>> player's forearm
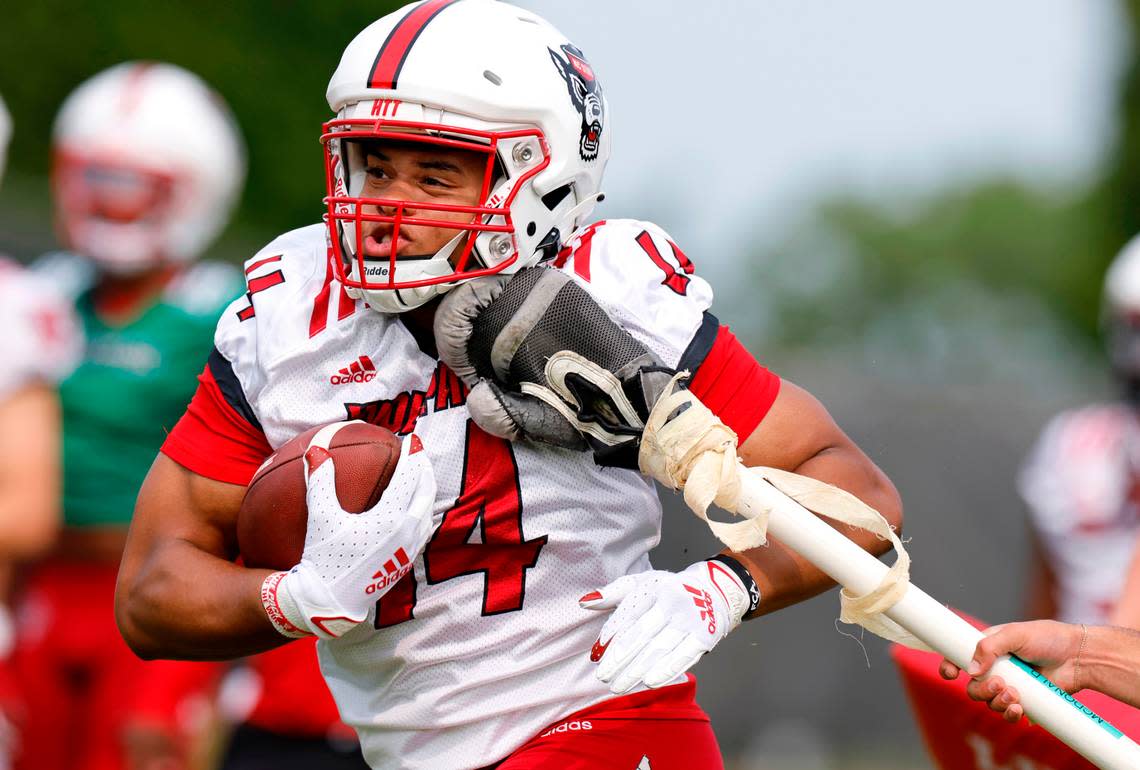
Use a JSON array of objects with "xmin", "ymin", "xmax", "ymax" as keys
[
  {"xmin": 1081, "ymin": 626, "xmax": 1140, "ymax": 708},
  {"xmin": 0, "ymin": 385, "xmax": 63, "ymax": 558},
  {"xmin": 0, "ymin": 484, "xmax": 61, "ymax": 558},
  {"xmin": 730, "ymin": 444, "xmax": 903, "ymax": 619},
  {"xmin": 1110, "ymin": 541, "xmax": 1140, "ymax": 629},
  {"xmin": 116, "ymin": 539, "xmax": 286, "ymax": 660}
]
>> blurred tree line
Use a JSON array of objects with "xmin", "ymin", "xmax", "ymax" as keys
[
  {"xmin": 3, "ymin": 1, "xmax": 1140, "ymax": 369},
  {"xmin": 741, "ymin": 0, "xmax": 1140, "ymax": 376},
  {"xmin": 0, "ymin": 0, "xmax": 405, "ymax": 242}
]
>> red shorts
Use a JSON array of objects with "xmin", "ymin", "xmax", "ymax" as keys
[
  {"xmin": 492, "ymin": 676, "xmax": 723, "ymax": 770},
  {"xmin": 12, "ymin": 561, "xmax": 217, "ymax": 770}
]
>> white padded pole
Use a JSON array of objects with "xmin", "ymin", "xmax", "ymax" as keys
[{"xmin": 738, "ymin": 471, "xmax": 1140, "ymax": 770}]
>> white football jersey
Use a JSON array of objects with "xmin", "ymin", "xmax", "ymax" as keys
[
  {"xmin": 0, "ymin": 258, "xmax": 82, "ymax": 400},
  {"xmin": 1018, "ymin": 403, "xmax": 1140, "ymax": 624},
  {"xmin": 215, "ymin": 220, "xmax": 715, "ymax": 769}
]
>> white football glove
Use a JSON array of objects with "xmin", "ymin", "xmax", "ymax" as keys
[
  {"xmin": 261, "ymin": 424, "xmax": 437, "ymax": 640},
  {"xmin": 580, "ymin": 556, "xmax": 760, "ymax": 694}
]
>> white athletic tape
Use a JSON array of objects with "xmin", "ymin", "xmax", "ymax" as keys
[
  {"xmin": 639, "ymin": 374, "xmax": 923, "ymax": 648},
  {"xmin": 639, "ymin": 374, "xmax": 754, "ymax": 547}
]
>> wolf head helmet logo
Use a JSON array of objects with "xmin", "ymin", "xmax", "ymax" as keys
[{"xmin": 549, "ymin": 43, "xmax": 604, "ymax": 162}]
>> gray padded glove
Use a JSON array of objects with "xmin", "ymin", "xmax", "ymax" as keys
[{"xmin": 433, "ymin": 267, "xmax": 676, "ymax": 468}]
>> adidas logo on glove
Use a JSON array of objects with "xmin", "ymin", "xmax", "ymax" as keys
[{"xmin": 365, "ymin": 547, "xmax": 412, "ymax": 595}]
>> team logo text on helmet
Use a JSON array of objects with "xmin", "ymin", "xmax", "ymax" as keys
[{"xmin": 549, "ymin": 44, "xmax": 604, "ymax": 163}]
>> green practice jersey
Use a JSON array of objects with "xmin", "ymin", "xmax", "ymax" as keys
[{"xmin": 50, "ymin": 256, "xmax": 242, "ymax": 528}]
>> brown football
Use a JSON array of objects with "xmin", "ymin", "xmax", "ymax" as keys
[{"xmin": 237, "ymin": 421, "xmax": 402, "ymax": 570}]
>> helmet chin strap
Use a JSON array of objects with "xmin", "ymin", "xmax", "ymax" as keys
[{"xmin": 350, "ymin": 231, "xmax": 468, "ymax": 313}]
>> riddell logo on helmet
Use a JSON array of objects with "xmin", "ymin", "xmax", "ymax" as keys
[{"xmin": 331, "ymin": 356, "xmax": 377, "ymax": 385}]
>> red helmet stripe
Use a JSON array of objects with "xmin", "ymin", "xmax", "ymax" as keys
[
  {"xmin": 119, "ymin": 62, "xmax": 156, "ymax": 116},
  {"xmin": 367, "ymin": 0, "xmax": 458, "ymax": 90}
]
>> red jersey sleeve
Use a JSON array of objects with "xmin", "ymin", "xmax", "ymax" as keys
[
  {"xmin": 681, "ymin": 314, "xmax": 780, "ymax": 441},
  {"xmin": 161, "ymin": 348, "xmax": 272, "ymax": 486}
]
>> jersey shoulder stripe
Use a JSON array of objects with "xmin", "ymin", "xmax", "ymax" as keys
[
  {"xmin": 208, "ymin": 346, "xmax": 262, "ymax": 431},
  {"xmin": 161, "ymin": 361, "xmax": 272, "ymax": 486}
]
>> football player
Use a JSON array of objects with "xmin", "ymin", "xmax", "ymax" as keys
[
  {"xmin": 1018, "ymin": 235, "xmax": 1140, "ymax": 629},
  {"xmin": 0, "ymin": 91, "xmax": 82, "ymax": 770},
  {"xmin": 13, "ymin": 62, "xmax": 373, "ymax": 770},
  {"xmin": 891, "ymin": 235, "xmax": 1140, "ymax": 770},
  {"xmin": 10, "ymin": 63, "xmax": 243, "ymax": 770},
  {"xmin": 0, "ymin": 91, "xmax": 81, "ymax": 582},
  {"xmin": 115, "ymin": 3, "xmax": 903, "ymax": 769}
]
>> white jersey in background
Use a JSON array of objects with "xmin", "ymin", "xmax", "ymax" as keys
[
  {"xmin": 1019, "ymin": 403, "xmax": 1140, "ymax": 624},
  {"xmin": 0, "ymin": 258, "xmax": 82, "ymax": 399},
  {"xmin": 161, "ymin": 220, "xmax": 776, "ymax": 770}
]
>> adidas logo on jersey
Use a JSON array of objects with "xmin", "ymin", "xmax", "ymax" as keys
[
  {"xmin": 331, "ymin": 355, "xmax": 377, "ymax": 385},
  {"xmin": 365, "ymin": 547, "xmax": 412, "ymax": 595}
]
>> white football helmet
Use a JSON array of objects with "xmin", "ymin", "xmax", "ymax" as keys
[
  {"xmin": 1104, "ymin": 234, "xmax": 1140, "ymax": 384},
  {"xmin": 0, "ymin": 92, "xmax": 11, "ymax": 188},
  {"xmin": 323, "ymin": 0, "xmax": 611, "ymax": 313},
  {"xmin": 52, "ymin": 62, "xmax": 246, "ymax": 275}
]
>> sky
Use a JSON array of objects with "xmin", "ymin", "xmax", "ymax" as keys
[{"xmin": 522, "ymin": 1, "xmax": 1127, "ymax": 274}]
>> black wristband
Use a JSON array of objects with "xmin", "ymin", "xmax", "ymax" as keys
[{"xmin": 709, "ymin": 554, "xmax": 760, "ymax": 615}]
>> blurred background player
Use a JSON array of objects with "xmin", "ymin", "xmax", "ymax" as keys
[
  {"xmin": 0, "ymin": 91, "xmax": 82, "ymax": 770},
  {"xmin": 1018, "ymin": 234, "xmax": 1140, "ymax": 628},
  {"xmin": 9, "ymin": 61, "xmax": 369, "ymax": 770},
  {"xmin": 891, "ymin": 237, "xmax": 1140, "ymax": 769},
  {"xmin": 9, "ymin": 61, "xmax": 246, "ymax": 770}
]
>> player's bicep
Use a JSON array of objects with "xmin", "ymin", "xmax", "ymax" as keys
[
  {"xmin": 124, "ymin": 454, "xmax": 246, "ymax": 573},
  {"xmin": 736, "ymin": 379, "xmax": 853, "ymax": 471},
  {"xmin": 118, "ymin": 454, "xmax": 284, "ymax": 659}
]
